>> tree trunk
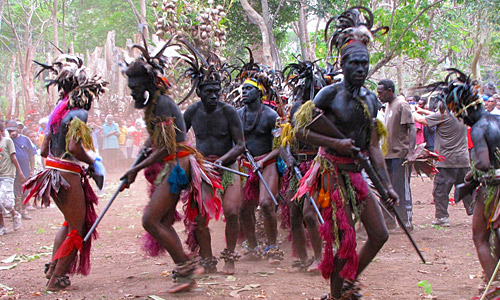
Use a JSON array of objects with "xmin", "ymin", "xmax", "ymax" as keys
[
  {"xmin": 239, "ymin": 0, "xmax": 274, "ymax": 67},
  {"xmin": 260, "ymin": 0, "xmax": 280, "ymax": 69},
  {"xmin": 396, "ymin": 56, "xmax": 404, "ymax": 95},
  {"xmin": 52, "ymin": 0, "xmax": 59, "ymax": 52},
  {"xmin": 297, "ymin": 0, "xmax": 309, "ymax": 61},
  {"xmin": 7, "ymin": 55, "xmax": 16, "ymax": 119},
  {"xmin": 471, "ymin": 15, "xmax": 488, "ymax": 80},
  {"xmin": 62, "ymin": 0, "xmax": 66, "ymax": 48},
  {"xmin": 140, "ymin": 0, "xmax": 149, "ymax": 39},
  {"xmin": 19, "ymin": 45, "xmax": 36, "ymax": 115}
]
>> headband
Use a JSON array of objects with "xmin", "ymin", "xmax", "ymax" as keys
[
  {"xmin": 243, "ymin": 78, "xmax": 267, "ymax": 101},
  {"xmin": 244, "ymin": 78, "xmax": 266, "ymax": 95}
]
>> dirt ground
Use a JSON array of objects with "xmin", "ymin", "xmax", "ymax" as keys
[{"xmin": 0, "ymin": 173, "xmax": 486, "ymax": 300}]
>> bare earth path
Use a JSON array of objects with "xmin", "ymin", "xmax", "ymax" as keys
[{"xmin": 0, "ymin": 175, "xmax": 482, "ymax": 299}]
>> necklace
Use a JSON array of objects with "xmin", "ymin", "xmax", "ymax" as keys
[{"xmin": 243, "ymin": 104, "xmax": 263, "ymax": 132}]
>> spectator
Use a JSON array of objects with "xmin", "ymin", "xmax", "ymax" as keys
[
  {"xmin": 102, "ymin": 114, "xmax": 120, "ymax": 173},
  {"xmin": 490, "ymin": 94, "xmax": 500, "ymax": 115},
  {"xmin": 26, "ymin": 130, "xmax": 43, "ymax": 174},
  {"xmin": 0, "ymin": 122, "xmax": 23, "ymax": 234},
  {"xmin": 407, "ymin": 95, "xmax": 420, "ymax": 105},
  {"xmin": 484, "ymin": 95, "xmax": 500, "ymax": 115},
  {"xmin": 421, "ymin": 98, "xmax": 435, "ymax": 152},
  {"xmin": 377, "ymin": 79, "xmax": 416, "ymax": 231},
  {"xmin": 412, "ymin": 97, "xmax": 425, "ymax": 147},
  {"xmin": 129, "ymin": 121, "xmax": 144, "ymax": 159},
  {"xmin": 87, "ymin": 114, "xmax": 101, "ymax": 154},
  {"xmin": 413, "ymin": 101, "xmax": 473, "ymax": 226},
  {"xmin": 495, "ymin": 94, "xmax": 500, "ymax": 111},
  {"xmin": 6, "ymin": 120, "xmax": 36, "ymax": 220},
  {"xmin": 118, "ymin": 119, "xmax": 128, "ymax": 169},
  {"xmin": 483, "ymin": 81, "xmax": 498, "ymax": 97}
]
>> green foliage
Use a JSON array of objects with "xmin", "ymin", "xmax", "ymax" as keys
[
  {"xmin": 417, "ymin": 280, "xmax": 432, "ymax": 294},
  {"xmin": 223, "ymin": 0, "xmax": 298, "ymax": 65},
  {"xmin": 67, "ymin": 0, "xmax": 156, "ymax": 52}
]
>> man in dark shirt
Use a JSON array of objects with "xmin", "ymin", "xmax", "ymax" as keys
[
  {"xmin": 6, "ymin": 120, "xmax": 36, "ymax": 220},
  {"xmin": 414, "ymin": 102, "xmax": 472, "ymax": 226}
]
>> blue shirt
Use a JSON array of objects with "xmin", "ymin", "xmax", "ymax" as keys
[
  {"xmin": 102, "ymin": 122, "xmax": 120, "ymax": 149},
  {"xmin": 12, "ymin": 134, "xmax": 36, "ymax": 177}
]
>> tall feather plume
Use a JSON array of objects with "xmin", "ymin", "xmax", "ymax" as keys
[
  {"xmin": 235, "ymin": 47, "xmax": 260, "ymax": 81},
  {"xmin": 283, "ymin": 59, "xmax": 326, "ymax": 102},
  {"xmin": 34, "ymin": 53, "xmax": 108, "ymax": 110},
  {"xmin": 123, "ymin": 33, "xmax": 179, "ymax": 93},
  {"xmin": 413, "ymin": 68, "xmax": 480, "ymax": 117},
  {"xmin": 325, "ymin": 6, "xmax": 388, "ymax": 65},
  {"xmin": 178, "ymin": 40, "xmax": 231, "ymax": 105}
]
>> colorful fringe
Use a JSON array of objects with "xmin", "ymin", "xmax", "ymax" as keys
[
  {"xmin": 471, "ymin": 162, "xmax": 500, "ymax": 229},
  {"xmin": 293, "ymin": 100, "xmax": 315, "ymax": 137},
  {"xmin": 240, "ymin": 155, "xmax": 277, "ymax": 205},
  {"xmin": 46, "ymin": 96, "xmax": 69, "ymax": 135},
  {"xmin": 376, "ymin": 119, "xmax": 388, "ymax": 156},
  {"xmin": 182, "ymin": 155, "xmax": 223, "ymax": 251},
  {"xmin": 143, "ymin": 147, "xmax": 224, "ymax": 254},
  {"xmin": 293, "ymin": 147, "xmax": 369, "ymax": 281},
  {"xmin": 144, "ymin": 91, "xmax": 178, "ymax": 156},
  {"xmin": 141, "ymin": 162, "xmax": 182, "ymax": 257},
  {"xmin": 23, "ymin": 160, "xmax": 98, "ymax": 276},
  {"xmin": 279, "ymin": 160, "xmax": 313, "ymax": 231},
  {"xmin": 23, "ymin": 168, "xmax": 70, "ymax": 207},
  {"xmin": 220, "ymin": 169, "xmax": 235, "ymax": 191},
  {"xmin": 66, "ymin": 117, "xmax": 95, "ymax": 153},
  {"xmin": 204, "ymin": 156, "xmax": 236, "ymax": 191}
]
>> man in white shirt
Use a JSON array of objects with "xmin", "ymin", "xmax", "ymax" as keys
[{"xmin": 485, "ymin": 95, "xmax": 500, "ymax": 115}]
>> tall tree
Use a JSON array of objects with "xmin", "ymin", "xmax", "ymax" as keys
[
  {"xmin": 2, "ymin": 0, "xmax": 51, "ymax": 114},
  {"xmin": 239, "ymin": 0, "xmax": 276, "ymax": 67}
]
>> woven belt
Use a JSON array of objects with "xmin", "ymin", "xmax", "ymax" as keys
[
  {"xmin": 45, "ymin": 158, "xmax": 82, "ymax": 175},
  {"xmin": 293, "ymin": 153, "xmax": 317, "ymax": 162},
  {"xmin": 336, "ymin": 163, "xmax": 362, "ymax": 172}
]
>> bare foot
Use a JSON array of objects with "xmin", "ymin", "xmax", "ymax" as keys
[
  {"xmin": 44, "ymin": 262, "xmax": 56, "ymax": 279},
  {"xmin": 46, "ymin": 275, "xmax": 71, "ymax": 291},
  {"xmin": 307, "ymin": 260, "xmax": 321, "ymax": 273},
  {"xmin": 222, "ymin": 261, "xmax": 235, "ymax": 275},
  {"xmin": 203, "ymin": 265, "xmax": 217, "ymax": 274},
  {"xmin": 268, "ymin": 258, "xmax": 281, "ymax": 265},
  {"xmin": 166, "ymin": 281, "xmax": 197, "ymax": 293}
]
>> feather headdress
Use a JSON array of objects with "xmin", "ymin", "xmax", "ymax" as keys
[
  {"xmin": 34, "ymin": 53, "xmax": 108, "ymax": 110},
  {"xmin": 283, "ymin": 59, "xmax": 326, "ymax": 102},
  {"xmin": 178, "ymin": 39, "xmax": 231, "ymax": 104},
  {"xmin": 35, "ymin": 51, "xmax": 108, "ymax": 135},
  {"xmin": 325, "ymin": 6, "xmax": 388, "ymax": 65},
  {"xmin": 422, "ymin": 68, "xmax": 481, "ymax": 118},
  {"xmin": 236, "ymin": 47, "xmax": 277, "ymax": 104},
  {"xmin": 121, "ymin": 35, "xmax": 179, "ymax": 93}
]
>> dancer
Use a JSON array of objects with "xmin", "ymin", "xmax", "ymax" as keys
[
  {"xmin": 236, "ymin": 49, "xmax": 283, "ymax": 264},
  {"xmin": 280, "ymin": 60, "xmax": 325, "ymax": 272},
  {"xmin": 120, "ymin": 38, "xmax": 222, "ymax": 292},
  {"xmin": 293, "ymin": 7, "xmax": 396, "ymax": 299},
  {"xmin": 183, "ymin": 46, "xmax": 245, "ymax": 274},
  {"xmin": 431, "ymin": 70, "xmax": 500, "ymax": 298},
  {"xmin": 23, "ymin": 53, "xmax": 107, "ymax": 290}
]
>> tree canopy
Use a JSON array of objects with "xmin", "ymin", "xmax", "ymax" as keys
[{"xmin": 0, "ymin": 0, "xmax": 499, "ymax": 118}]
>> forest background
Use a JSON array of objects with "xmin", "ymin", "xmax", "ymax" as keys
[{"xmin": 0, "ymin": 0, "xmax": 499, "ymax": 120}]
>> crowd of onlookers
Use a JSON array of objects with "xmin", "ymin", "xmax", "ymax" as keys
[
  {"xmin": 86, "ymin": 110, "xmax": 149, "ymax": 173},
  {"xmin": 0, "ymin": 109, "xmax": 149, "ymax": 235},
  {"xmin": 377, "ymin": 79, "xmax": 499, "ymax": 230}
]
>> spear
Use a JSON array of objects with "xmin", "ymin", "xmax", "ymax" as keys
[{"xmin": 83, "ymin": 148, "xmax": 150, "ymax": 243}]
